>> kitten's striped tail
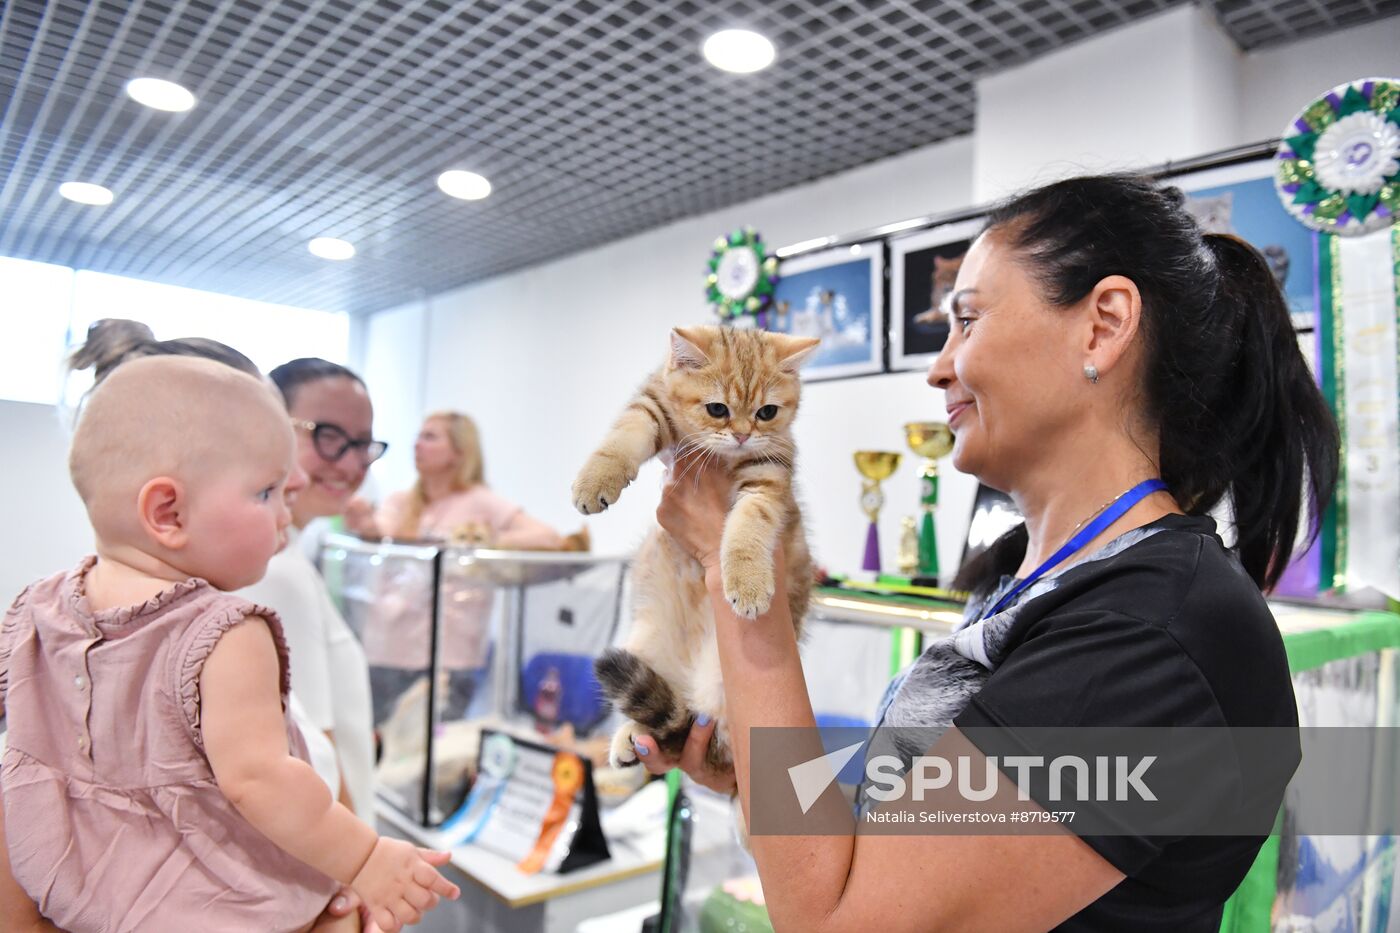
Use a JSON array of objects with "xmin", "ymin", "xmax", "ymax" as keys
[{"xmin": 595, "ymin": 648, "xmax": 692, "ymax": 760}]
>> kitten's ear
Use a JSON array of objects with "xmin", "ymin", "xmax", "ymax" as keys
[
  {"xmin": 771, "ymin": 334, "xmax": 821, "ymax": 374},
  {"xmin": 670, "ymin": 327, "xmax": 712, "ymax": 370}
]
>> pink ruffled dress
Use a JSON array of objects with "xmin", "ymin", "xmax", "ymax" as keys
[{"xmin": 0, "ymin": 557, "xmax": 338, "ymax": 933}]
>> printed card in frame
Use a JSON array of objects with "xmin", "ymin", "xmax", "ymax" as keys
[
  {"xmin": 1170, "ymin": 155, "xmax": 1316, "ymax": 334},
  {"xmin": 765, "ymin": 241, "xmax": 885, "ymax": 381},
  {"xmin": 889, "ymin": 218, "xmax": 984, "ymax": 372}
]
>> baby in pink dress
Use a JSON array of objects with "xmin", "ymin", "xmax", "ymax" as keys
[{"xmin": 0, "ymin": 357, "xmax": 459, "ymax": 933}]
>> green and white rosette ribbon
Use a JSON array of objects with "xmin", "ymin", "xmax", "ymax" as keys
[
  {"xmin": 1317, "ymin": 215, "xmax": 1400, "ymax": 601},
  {"xmin": 706, "ymin": 227, "xmax": 779, "ymax": 321},
  {"xmin": 440, "ymin": 732, "xmax": 518, "ymax": 846},
  {"xmin": 1275, "ymin": 77, "xmax": 1400, "ymax": 236}
]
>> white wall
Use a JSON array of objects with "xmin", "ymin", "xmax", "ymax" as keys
[
  {"xmin": 0, "ymin": 400, "xmax": 91, "ymax": 603},
  {"xmin": 974, "ymin": 6, "xmax": 1243, "ymax": 201},
  {"xmin": 973, "ymin": 9, "xmax": 1399, "ymax": 201},
  {"xmin": 360, "ymin": 301, "xmax": 430, "ymax": 496},
  {"xmin": 1188, "ymin": 8, "xmax": 1245, "ymax": 156},
  {"xmin": 1238, "ymin": 20, "xmax": 1400, "ymax": 144}
]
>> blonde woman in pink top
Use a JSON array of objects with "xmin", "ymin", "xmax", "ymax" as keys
[
  {"xmin": 0, "ymin": 358, "xmax": 459, "ymax": 933},
  {"xmin": 346, "ymin": 412, "xmax": 563, "ymax": 723}
]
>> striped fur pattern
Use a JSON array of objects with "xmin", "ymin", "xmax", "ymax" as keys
[{"xmin": 573, "ymin": 326, "xmax": 818, "ymax": 769}]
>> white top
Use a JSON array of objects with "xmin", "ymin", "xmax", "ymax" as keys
[
  {"xmin": 289, "ymin": 692, "xmax": 340, "ymax": 800},
  {"xmin": 241, "ymin": 526, "xmax": 376, "ymax": 821}
]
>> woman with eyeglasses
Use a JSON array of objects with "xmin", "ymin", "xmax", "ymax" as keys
[
  {"xmin": 346, "ymin": 412, "xmax": 564, "ymax": 724},
  {"xmin": 240, "ymin": 358, "xmax": 388, "ymax": 827}
]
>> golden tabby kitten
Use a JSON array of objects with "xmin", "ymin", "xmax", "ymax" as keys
[{"xmin": 573, "ymin": 325, "xmax": 817, "ymax": 769}]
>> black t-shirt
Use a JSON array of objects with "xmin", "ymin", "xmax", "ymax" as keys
[{"xmin": 952, "ymin": 513, "xmax": 1299, "ymax": 931}]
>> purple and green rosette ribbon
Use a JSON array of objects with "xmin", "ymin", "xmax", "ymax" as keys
[
  {"xmin": 1275, "ymin": 77, "xmax": 1400, "ymax": 237},
  {"xmin": 706, "ymin": 227, "xmax": 780, "ymax": 326}
]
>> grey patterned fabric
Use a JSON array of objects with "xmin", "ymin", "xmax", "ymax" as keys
[{"xmin": 858, "ymin": 525, "xmax": 1165, "ymax": 798}]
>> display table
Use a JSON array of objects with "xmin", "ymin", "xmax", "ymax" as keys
[
  {"xmin": 377, "ymin": 802, "xmax": 662, "ymax": 933},
  {"xmin": 808, "ymin": 586, "xmax": 964, "ymax": 633},
  {"xmin": 575, "ymin": 900, "xmax": 660, "ymax": 933}
]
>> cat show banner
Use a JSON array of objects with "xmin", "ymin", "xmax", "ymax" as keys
[
  {"xmin": 438, "ymin": 730, "xmax": 610, "ymax": 875},
  {"xmin": 1274, "ymin": 77, "xmax": 1400, "ymax": 601}
]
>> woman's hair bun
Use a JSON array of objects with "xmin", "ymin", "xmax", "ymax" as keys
[
  {"xmin": 1158, "ymin": 186, "xmax": 1187, "ymax": 210},
  {"xmin": 68, "ymin": 319, "xmax": 156, "ymax": 382}
]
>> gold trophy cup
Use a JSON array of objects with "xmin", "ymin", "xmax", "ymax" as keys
[
  {"xmin": 904, "ymin": 422, "xmax": 955, "ymax": 581},
  {"xmin": 854, "ymin": 451, "xmax": 903, "ymax": 572}
]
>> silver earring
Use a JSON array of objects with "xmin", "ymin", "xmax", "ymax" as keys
[{"xmin": 1084, "ymin": 364, "xmax": 1099, "ymax": 384}]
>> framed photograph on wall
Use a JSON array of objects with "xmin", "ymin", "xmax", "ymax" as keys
[
  {"xmin": 889, "ymin": 218, "xmax": 984, "ymax": 372},
  {"xmin": 1169, "ymin": 155, "xmax": 1316, "ymax": 334},
  {"xmin": 764, "ymin": 241, "xmax": 885, "ymax": 381}
]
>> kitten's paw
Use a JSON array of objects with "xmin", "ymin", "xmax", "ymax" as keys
[
  {"xmin": 609, "ymin": 721, "xmax": 645, "ymax": 769},
  {"xmin": 572, "ymin": 456, "xmax": 631, "ymax": 515},
  {"xmin": 722, "ymin": 559, "xmax": 775, "ymax": 620}
]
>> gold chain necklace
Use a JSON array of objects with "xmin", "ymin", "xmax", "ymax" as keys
[{"xmin": 1061, "ymin": 481, "xmax": 1161, "ymax": 549}]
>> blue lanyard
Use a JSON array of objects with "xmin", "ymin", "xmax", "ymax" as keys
[{"xmin": 979, "ymin": 479, "xmax": 1168, "ymax": 621}]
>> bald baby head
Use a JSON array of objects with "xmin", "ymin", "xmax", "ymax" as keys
[{"xmin": 70, "ymin": 355, "xmax": 290, "ymax": 543}]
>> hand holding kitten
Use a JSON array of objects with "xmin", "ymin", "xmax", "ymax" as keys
[
  {"xmin": 656, "ymin": 451, "xmax": 731, "ymax": 572},
  {"xmin": 576, "ymin": 326, "xmax": 815, "ymax": 787},
  {"xmin": 630, "ymin": 716, "xmax": 738, "ymax": 795}
]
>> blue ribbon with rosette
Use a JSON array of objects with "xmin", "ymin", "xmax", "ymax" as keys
[
  {"xmin": 1274, "ymin": 77, "xmax": 1400, "ymax": 236},
  {"xmin": 438, "ymin": 731, "xmax": 518, "ymax": 847}
]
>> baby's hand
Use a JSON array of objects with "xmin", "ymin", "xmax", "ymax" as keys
[{"xmin": 351, "ymin": 838, "xmax": 460, "ymax": 932}]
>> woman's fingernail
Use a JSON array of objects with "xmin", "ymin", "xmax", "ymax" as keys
[
  {"xmin": 635, "ymin": 741, "xmax": 650, "ymax": 757},
  {"xmin": 696, "ymin": 714, "xmax": 712, "ymax": 727},
  {"xmin": 332, "ymin": 896, "xmax": 348, "ymax": 911}
]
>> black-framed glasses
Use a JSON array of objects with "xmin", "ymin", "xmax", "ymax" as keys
[{"xmin": 291, "ymin": 419, "xmax": 389, "ymax": 465}]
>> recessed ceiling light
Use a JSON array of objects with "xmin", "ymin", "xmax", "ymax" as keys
[
  {"xmin": 308, "ymin": 237, "xmax": 355, "ymax": 260},
  {"xmin": 124, "ymin": 77, "xmax": 196, "ymax": 112},
  {"xmin": 58, "ymin": 182, "xmax": 114, "ymax": 206},
  {"xmin": 437, "ymin": 170, "xmax": 492, "ymax": 201},
  {"xmin": 702, "ymin": 29, "xmax": 776, "ymax": 74}
]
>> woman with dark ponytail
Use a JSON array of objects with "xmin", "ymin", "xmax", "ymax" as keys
[
  {"xmin": 628, "ymin": 174, "xmax": 1338, "ymax": 931},
  {"xmin": 951, "ymin": 176, "xmax": 1337, "ymax": 597}
]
